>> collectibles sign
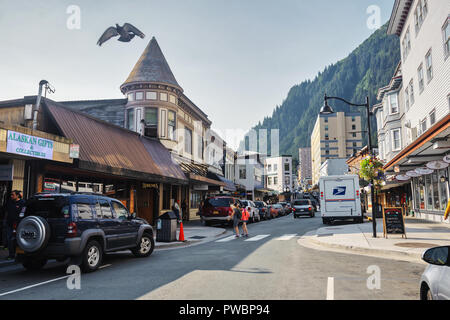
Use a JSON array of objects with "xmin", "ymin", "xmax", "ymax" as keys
[{"xmin": 7, "ymin": 130, "xmax": 54, "ymax": 160}]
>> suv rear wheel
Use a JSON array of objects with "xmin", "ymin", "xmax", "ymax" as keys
[
  {"xmin": 22, "ymin": 257, "xmax": 48, "ymax": 271},
  {"xmin": 81, "ymin": 240, "xmax": 103, "ymax": 273},
  {"xmin": 132, "ymin": 232, "xmax": 154, "ymax": 258}
]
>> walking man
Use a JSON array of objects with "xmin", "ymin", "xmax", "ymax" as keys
[{"xmin": 5, "ymin": 190, "xmax": 25, "ymax": 260}]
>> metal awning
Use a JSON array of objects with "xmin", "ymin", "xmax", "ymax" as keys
[{"xmin": 384, "ymin": 115, "xmax": 450, "ymax": 174}]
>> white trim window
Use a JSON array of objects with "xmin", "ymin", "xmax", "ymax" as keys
[
  {"xmin": 414, "ymin": 0, "xmax": 428, "ymax": 34},
  {"xmin": 405, "ymin": 87, "xmax": 410, "ymax": 112},
  {"xmin": 127, "ymin": 92, "xmax": 134, "ymax": 102},
  {"xmin": 430, "ymin": 109, "xmax": 436, "ymax": 126},
  {"xmin": 417, "ymin": 64, "xmax": 425, "ymax": 93},
  {"xmin": 168, "ymin": 110, "xmax": 176, "ymax": 141},
  {"xmin": 391, "ymin": 129, "xmax": 402, "ymax": 151},
  {"xmin": 409, "ymin": 80, "xmax": 415, "ymax": 106},
  {"xmin": 444, "ymin": 17, "xmax": 450, "ymax": 58},
  {"xmin": 421, "ymin": 118, "xmax": 427, "ymax": 134},
  {"xmin": 425, "ymin": 50, "xmax": 433, "ymax": 82},
  {"xmin": 146, "ymin": 91, "xmax": 157, "ymax": 100},
  {"xmin": 402, "ymin": 27, "xmax": 411, "ymax": 60},
  {"xmin": 135, "ymin": 91, "xmax": 144, "ymax": 101},
  {"xmin": 389, "ymin": 93, "xmax": 399, "ymax": 114},
  {"xmin": 160, "ymin": 92, "xmax": 168, "ymax": 102}
]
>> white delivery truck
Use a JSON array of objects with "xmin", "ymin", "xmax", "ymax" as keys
[{"xmin": 319, "ymin": 175, "xmax": 363, "ymax": 224}]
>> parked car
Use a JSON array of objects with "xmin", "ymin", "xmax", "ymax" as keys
[
  {"xmin": 292, "ymin": 199, "xmax": 315, "ymax": 218},
  {"xmin": 254, "ymin": 201, "xmax": 270, "ymax": 220},
  {"xmin": 15, "ymin": 193, "xmax": 154, "ymax": 273},
  {"xmin": 270, "ymin": 204, "xmax": 284, "ymax": 218},
  {"xmin": 200, "ymin": 196, "xmax": 241, "ymax": 226},
  {"xmin": 240, "ymin": 200, "xmax": 260, "ymax": 223},
  {"xmin": 420, "ymin": 245, "xmax": 450, "ymax": 300}
]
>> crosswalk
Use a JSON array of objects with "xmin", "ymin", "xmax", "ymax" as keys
[{"xmin": 215, "ymin": 233, "xmax": 298, "ymax": 243}]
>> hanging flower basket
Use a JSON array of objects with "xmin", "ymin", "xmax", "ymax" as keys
[{"xmin": 359, "ymin": 156, "xmax": 385, "ymax": 189}]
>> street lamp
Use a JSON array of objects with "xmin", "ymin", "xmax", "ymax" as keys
[{"xmin": 320, "ymin": 94, "xmax": 378, "ymax": 238}]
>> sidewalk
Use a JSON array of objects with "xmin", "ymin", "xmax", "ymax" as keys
[
  {"xmin": 154, "ymin": 220, "xmax": 227, "ymax": 249},
  {"xmin": 299, "ymin": 217, "xmax": 450, "ymax": 263}
]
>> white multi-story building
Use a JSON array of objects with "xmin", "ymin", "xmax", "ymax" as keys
[
  {"xmin": 388, "ymin": 0, "xmax": 450, "ymax": 139},
  {"xmin": 235, "ymin": 151, "xmax": 265, "ymax": 200},
  {"xmin": 265, "ymin": 156, "xmax": 293, "ymax": 193},
  {"xmin": 374, "ymin": 62, "xmax": 406, "ymax": 164},
  {"xmin": 383, "ymin": 0, "xmax": 450, "ymax": 222}
]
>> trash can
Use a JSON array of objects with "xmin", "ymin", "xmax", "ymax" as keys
[{"xmin": 156, "ymin": 211, "xmax": 178, "ymax": 242}]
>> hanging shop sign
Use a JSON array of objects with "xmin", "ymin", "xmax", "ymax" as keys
[
  {"xmin": 69, "ymin": 144, "xmax": 80, "ymax": 159},
  {"xmin": 382, "ymin": 207, "xmax": 407, "ymax": 239},
  {"xmin": 415, "ymin": 167, "xmax": 434, "ymax": 175},
  {"xmin": 395, "ymin": 175, "xmax": 411, "ymax": 181},
  {"xmin": 444, "ymin": 155, "xmax": 450, "ymax": 164},
  {"xmin": 406, "ymin": 170, "xmax": 421, "ymax": 177},
  {"xmin": 142, "ymin": 183, "xmax": 159, "ymax": 189},
  {"xmin": 7, "ymin": 130, "xmax": 54, "ymax": 160},
  {"xmin": 427, "ymin": 160, "xmax": 449, "ymax": 170}
]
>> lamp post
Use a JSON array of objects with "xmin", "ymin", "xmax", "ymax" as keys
[{"xmin": 320, "ymin": 94, "xmax": 377, "ymax": 238}]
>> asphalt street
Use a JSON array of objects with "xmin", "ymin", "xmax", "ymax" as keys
[{"xmin": 0, "ymin": 214, "xmax": 425, "ymax": 300}]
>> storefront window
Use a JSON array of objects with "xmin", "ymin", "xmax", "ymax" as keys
[
  {"xmin": 426, "ymin": 175, "xmax": 433, "ymax": 210},
  {"xmin": 413, "ymin": 178, "xmax": 419, "ymax": 210},
  {"xmin": 419, "ymin": 177, "xmax": 425, "ymax": 210},
  {"xmin": 439, "ymin": 169, "xmax": 449, "ymax": 211},
  {"xmin": 190, "ymin": 191, "xmax": 202, "ymax": 209},
  {"xmin": 432, "ymin": 172, "xmax": 440, "ymax": 211}
]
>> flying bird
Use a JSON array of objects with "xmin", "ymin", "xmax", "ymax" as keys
[{"xmin": 97, "ymin": 23, "xmax": 145, "ymax": 46}]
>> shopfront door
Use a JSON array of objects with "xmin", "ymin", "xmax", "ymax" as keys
[{"xmin": 137, "ymin": 188, "xmax": 155, "ymax": 225}]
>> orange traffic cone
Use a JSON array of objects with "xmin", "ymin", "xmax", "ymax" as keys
[{"xmin": 179, "ymin": 221, "xmax": 186, "ymax": 242}]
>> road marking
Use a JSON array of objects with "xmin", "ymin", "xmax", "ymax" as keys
[
  {"xmin": 245, "ymin": 234, "xmax": 270, "ymax": 242},
  {"xmin": 327, "ymin": 277, "xmax": 334, "ymax": 300},
  {"xmin": 0, "ymin": 275, "xmax": 70, "ymax": 297},
  {"xmin": 216, "ymin": 235, "xmax": 237, "ymax": 242},
  {"xmin": 275, "ymin": 234, "xmax": 297, "ymax": 241}
]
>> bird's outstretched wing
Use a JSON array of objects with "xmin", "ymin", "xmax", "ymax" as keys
[
  {"xmin": 97, "ymin": 27, "xmax": 119, "ymax": 46},
  {"xmin": 122, "ymin": 23, "xmax": 145, "ymax": 39}
]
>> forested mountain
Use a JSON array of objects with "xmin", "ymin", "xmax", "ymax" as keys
[{"xmin": 241, "ymin": 23, "xmax": 400, "ymax": 160}]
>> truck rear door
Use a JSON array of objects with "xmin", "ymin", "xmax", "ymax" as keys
[{"xmin": 324, "ymin": 178, "xmax": 356, "ymax": 216}]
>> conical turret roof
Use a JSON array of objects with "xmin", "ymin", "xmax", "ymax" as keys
[{"xmin": 121, "ymin": 37, "xmax": 182, "ymax": 91}]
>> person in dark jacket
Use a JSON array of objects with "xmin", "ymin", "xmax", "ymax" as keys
[{"xmin": 5, "ymin": 190, "xmax": 25, "ymax": 259}]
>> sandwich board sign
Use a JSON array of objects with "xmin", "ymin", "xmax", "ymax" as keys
[{"xmin": 382, "ymin": 207, "xmax": 407, "ymax": 239}]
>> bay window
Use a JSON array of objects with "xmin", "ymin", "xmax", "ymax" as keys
[
  {"xmin": 144, "ymin": 108, "xmax": 158, "ymax": 138},
  {"xmin": 168, "ymin": 111, "xmax": 176, "ymax": 140}
]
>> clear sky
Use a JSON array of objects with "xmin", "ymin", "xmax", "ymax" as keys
[{"xmin": 0, "ymin": 0, "xmax": 394, "ymax": 149}]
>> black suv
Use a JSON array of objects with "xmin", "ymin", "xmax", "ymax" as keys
[{"xmin": 15, "ymin": 193, "xmax": 154, "ymax": 273}]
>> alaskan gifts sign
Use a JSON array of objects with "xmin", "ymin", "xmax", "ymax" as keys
[
  {"xmin": 382, "ymin": 207, "xmax": 407, "ymax": 239},
  {"xmin": 7, "ymin": 130, "xmax": 54, "ymax": 160}
]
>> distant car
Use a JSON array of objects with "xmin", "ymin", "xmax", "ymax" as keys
[
  {"xmin": 240, "ymin": 200, "xmax": 260, "ymax": 223},
  {"xmin": 254, "ymin": 201, "xmax": 270, "ymax": 220},
  {"xmin": 200, "ymin": 196, "xmax": 241, "ymax": 226},
  {"xmin": 292, "ymin": 199, "xmax": 315, "ymax": 218},
  {"xmin": 270, "ymin": 204, "xmax": 284, "ymax": 218},
  {"xmin": 420, "ymin": 245, "xmax": 450, "ymax": 300}
]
